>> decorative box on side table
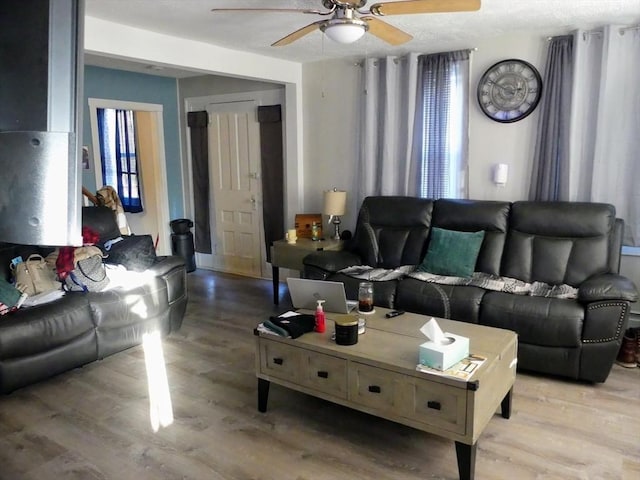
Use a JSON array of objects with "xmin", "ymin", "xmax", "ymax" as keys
[{"xmin": 270, "ymin": 238, "xmax": 343, "ymax": 304}]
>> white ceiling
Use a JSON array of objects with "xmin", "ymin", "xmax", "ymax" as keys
[{"xmin": 85, "ymin": 0, "xmax": 640, "ymax": 73}]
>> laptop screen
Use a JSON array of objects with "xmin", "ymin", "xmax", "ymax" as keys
[{"xmin": 286, "ymin": 278, "xmax": 357, "ymax": 314}]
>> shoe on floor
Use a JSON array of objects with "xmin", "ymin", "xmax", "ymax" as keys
[{"xmin": 616, "ymin": 329, "xmax": 638, "ymax": 368}]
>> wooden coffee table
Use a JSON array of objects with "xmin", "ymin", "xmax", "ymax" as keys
[{"xmin": 255, "ymin": 308, "xmax": 517, "ymax": 480}]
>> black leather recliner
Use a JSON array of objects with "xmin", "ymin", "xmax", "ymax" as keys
[
  {"xmin": 0, "ymin": 206, "xmax": 188, "ymax": 393},
  {"xmin": 303, "ymin": 196, "xmax": 638, "ymax": 383}
]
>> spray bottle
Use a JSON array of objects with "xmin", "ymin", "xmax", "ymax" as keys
[{"xmin": 315, "ymin": 299, "xmax": 326, "ymax": 333}]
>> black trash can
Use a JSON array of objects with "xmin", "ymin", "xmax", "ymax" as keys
[
  {"xmin": 170, "ymin": 219, "xmax": 196, "ymax": 272},
  {"xmin": 170, "ymin": 218, "xmax": 193, "ymax": 234}
]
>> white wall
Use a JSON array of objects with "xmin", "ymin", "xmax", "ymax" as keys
[
  {"xmin": 469, "ymin": 34, "xmax": 547, "ymax": 201},
  {"xmin": 302, "ymin": 59, "xmax": 362, "ymax": 231},
  {"xmin": 300, "ymin": 33, "xmax": 548, "ymax": 232}
]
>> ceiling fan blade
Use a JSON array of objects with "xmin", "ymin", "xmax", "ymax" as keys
[
  {"xmin": 211, "ymin": 8, "xmax": 325, "ymax": 15},
  {"xmin": 369, "ymin": 0, "xmax": 481, "ymax": 16},
  {"xmin": 361, "ymin": 17, "xmax": 413, "ymax": 45},
  {"xmin": 272, "ymin": 21, "xmax": 324, "ymax": 47}
]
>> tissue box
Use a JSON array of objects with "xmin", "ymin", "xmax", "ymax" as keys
[{"xmin": 419, "ymin": 333, "xmax": 469, "ymax": 371}]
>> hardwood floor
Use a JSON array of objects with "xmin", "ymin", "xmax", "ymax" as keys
[{"xmin": 1, "ymin": 269, "xmax": 638, "ymax": 480}]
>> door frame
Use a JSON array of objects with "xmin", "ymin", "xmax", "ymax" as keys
[
  {"xmin": 87, "ymin": 98, "xmax": 171, "ymax": 255},
  {"xmin": 185, "ymin": 89, "xmax": 285, "ymax": 278}
]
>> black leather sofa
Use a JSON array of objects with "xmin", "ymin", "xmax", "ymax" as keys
[
  {"xmin": 304, "ymin": 197, "xmax": 638, "ymax": 383},
  {"xmin": 0, "ymin": 206, "xmax": 188, "ymax": 393}
]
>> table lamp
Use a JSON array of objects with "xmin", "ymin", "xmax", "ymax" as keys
[{"xmin": 323, "ymin": 188, "xmax": 347, "ymax": 240}]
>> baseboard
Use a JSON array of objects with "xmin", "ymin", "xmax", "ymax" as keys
[{"xmin": 628, "ymin": 312, "xmax": 640, "ymax": 329}]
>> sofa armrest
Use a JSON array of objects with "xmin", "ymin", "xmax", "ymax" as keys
[
  {"xmin": 147, "ymin": 256, "xmax": 187, "ymax": 303},
  {"xmin": 303, "ymin": 251, "xmax": 362, "ymax": 277},
  {"xmin": 578, "ymin": 273, "xmax": 638, "ymax": 303},
  {"xmin": 147, "ymin": 255, "xmax": 186, "ymax": 277}
]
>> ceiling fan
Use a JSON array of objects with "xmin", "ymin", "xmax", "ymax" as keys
[{"xmin": 211, "ymin": 0, "xmax": 481, "ymax": 46}]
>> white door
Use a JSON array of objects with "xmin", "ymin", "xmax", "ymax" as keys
[{"xmin": 204, "ymin": 101, "xmax": 263, "ymax": 277}]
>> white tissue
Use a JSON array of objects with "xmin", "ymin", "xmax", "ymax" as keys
[{"xmin": 420, "ymin": 318, "xmax": 447, "ymax": 344}]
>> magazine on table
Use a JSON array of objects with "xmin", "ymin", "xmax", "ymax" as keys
[{"xmin": 416, "ymin": 354, "xmax": 487, "ymax": 381}]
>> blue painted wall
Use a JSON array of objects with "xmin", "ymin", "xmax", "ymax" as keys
[{"xmin": 82, "ymin": 66, "xmax": 183, "ymax": 219}]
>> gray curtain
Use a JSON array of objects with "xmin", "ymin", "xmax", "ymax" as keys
[
  {"xmin": 529, "ymin": 35, "xmax": 574, "ymax": 201},
  {"xmin": 415, "ymin": 50, "xmax": 470, "ymax": 199},
  {"xmin": 568, "ymin": 26, "xmax": 640, "ymax": 246},
  {"xmin": 187, "ymin": 111, "xmax": 211, "ymax": 254},
  {"xmin": 358, "ymin": 53, "xmax": 421, "ymax": 205},
  {"xmin": 257, "ymin": 105, "xmax": 284, "ymax": 263}
]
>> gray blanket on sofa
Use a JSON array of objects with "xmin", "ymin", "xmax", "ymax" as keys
[{"xmin": 338, "ymin": 265, "xmax": 578, "ymax": 299}]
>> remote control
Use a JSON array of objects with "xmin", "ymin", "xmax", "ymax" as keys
[{"xmin": 385, "ymin": 310, "xmax": 405, "ymax": 318}]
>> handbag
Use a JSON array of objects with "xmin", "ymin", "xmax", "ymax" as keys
[
  {"xmin": 103, "ymin": 234, "xmax": 157, "ymax": 272},
  {"xmin": 73, "ymin": 246, "xmax": 105, "ymax": 265},
  {"xmin": 64, "ymin": 255, "xmax": 110, "ymax": 292},
  {"xmin": 11, "ymin": 254, "xmax": 61, "ymax": 296}
]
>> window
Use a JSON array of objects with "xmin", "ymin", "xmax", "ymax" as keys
[
  {"xmin": 416, "ymin": 51, "xmax": 470, "ymax": 199},
  {"xmin": 96, "ymin": 108, "xmax": 143, "ymax": 213}
]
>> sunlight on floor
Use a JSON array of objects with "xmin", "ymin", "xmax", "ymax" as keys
[{"xmin": 142, "ymin": 330, "xmax": 174, "ymax": 432}]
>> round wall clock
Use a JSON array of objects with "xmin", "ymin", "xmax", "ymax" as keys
[{"xmin": 477, "ymin": 59, "xmax": 543, "ymax": 123}]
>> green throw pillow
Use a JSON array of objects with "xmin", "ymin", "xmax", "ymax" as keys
[{"xmin": 418, "ymin": 227, "xmax": 485, "ymax": 278}]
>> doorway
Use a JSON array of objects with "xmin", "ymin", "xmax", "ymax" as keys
[
  {"xmin": 204, "ymin": 100, "xmax": 264, "ymax": 278},
  {"xmin": 88, "ymin": 98, "xmax": 171, "ymax": 255},
  {"xmin": 185, "ymin": 89, "xmax": 286, "ymax": 279}
]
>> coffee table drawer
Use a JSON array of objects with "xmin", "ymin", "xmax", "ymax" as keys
[
  {"xmin": 348, "ymin": 362, "xmax": 406, "ymax": 412},
  {"xmin": 410, "ymin": 378, "xmax": 467, "ymax": 435},
  {"xmin": 259, "ymin": 341, "xmax": 302, "ymax": 382},
  {"xmin": 301, "ymin": 352, "xmax": 348, "ymax": 399}
]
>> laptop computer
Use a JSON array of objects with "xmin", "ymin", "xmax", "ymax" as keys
[{"xmin": 286, "ymin": 278, "xmax": 358, "ymax": 314}]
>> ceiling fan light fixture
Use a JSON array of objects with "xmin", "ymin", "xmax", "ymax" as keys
[{"xmin": 320, "ymin": 18, "xmax": 368, "ymax": 44}]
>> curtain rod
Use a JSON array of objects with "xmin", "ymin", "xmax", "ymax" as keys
[
  {"xmin": 547, "ymin": 25, "xmax": 640, "ymax": 40},
  {"xmin": 355, "ymin": 48, "xmax": 478, "ymax": 67},
  {"xmin": 547, "ymin": 30, "xmax": 602, "ymax": 41},
  {"xmin": 620, "ymin": 24, "xmax": 640, "ymax": 35}
]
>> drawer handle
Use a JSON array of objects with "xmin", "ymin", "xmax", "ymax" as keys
[
  {"xmin": 317, "ymin": 371, "xmax": 329, "ymax": 378},
  {"xmin": 273, "ymin": 357, "xmax": 284, "ymax": 365},
  {"xmin": 368, "ymin": 385, "xmax": 381, "ymax": 393},
  {"xmin": 427, "ymin": 400, "xmax": 441, "ymax": 410}
]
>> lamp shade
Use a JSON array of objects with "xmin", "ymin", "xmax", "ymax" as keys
[{"xmin": 323, "ymin": 189, "xmax": 347, "ymax": 216}]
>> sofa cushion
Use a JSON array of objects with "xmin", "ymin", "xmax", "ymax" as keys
[
  {"xmin": 88, "ymin": 279, "xmax": 171, "ymax": 358},
  {"xmin": 350, "ymin": 196, "xmax": 434, "ymax": 268},
  {"xmin": 480, "ymin": 292, "xmax": 584, "ymax": 347},
  {"xmin": 502, "ymin": 202, "xmax": 617, "ymax": 286},
  {"xmin": 418, "ymin": 227, "xmax": 485, "ymax": 278},
  {"xmin": 0, "ymin": 294, "xmax": 94, "ymax": 359},
  {"xmin": 432, "ymin": 199, "xmax": 511, "ymax": 276},
  {"xmin": 396, "ymin": 278, "xmax": 485, "ymax": 323}
]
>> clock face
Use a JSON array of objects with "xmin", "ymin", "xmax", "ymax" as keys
[{"xmin": 477, "ymin": 59, "xmax": 543, "ymax": 123}]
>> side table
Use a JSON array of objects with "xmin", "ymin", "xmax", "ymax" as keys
[{"xmin": 270, "ymin": 238, "xmax": 343, "ymax": 304}]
